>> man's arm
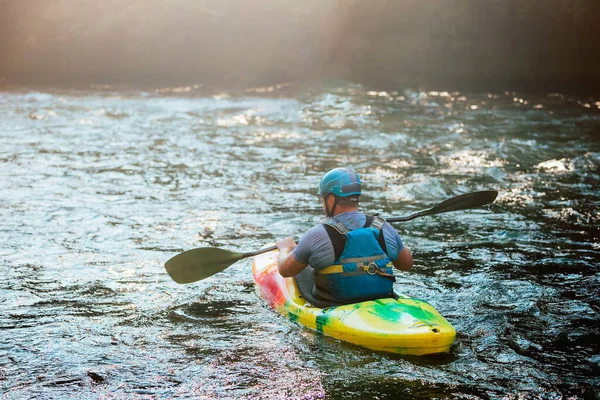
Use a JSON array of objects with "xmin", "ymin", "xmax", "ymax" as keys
[
  {"xmin": 276, "ymin": 237, "xmax": 308, "ymax": 277},
  {"xmin": 382, "ymin": 222, "xmax": 413, "ymax": 271}
]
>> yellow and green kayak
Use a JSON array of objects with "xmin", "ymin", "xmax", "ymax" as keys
[{"xmin": 252, "ymin": 247, "xmax": 456, "ymax": 355}]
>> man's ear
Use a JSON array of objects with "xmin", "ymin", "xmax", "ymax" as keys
[{"xmin": 325, "ymin": 195, "xmax": 335, "ymax": 207}]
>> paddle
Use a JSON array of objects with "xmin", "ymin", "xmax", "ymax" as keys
[
  {"xmin": 386, "ymin": 190, "xmax": 498, "ymax": 223},
  {"xmin": 164, "ymin": 190, "xmax": 497, "ymax": 284},
  {"xmin": 164, "ymin": 245, "xmax": 277, "ymax": 284}
]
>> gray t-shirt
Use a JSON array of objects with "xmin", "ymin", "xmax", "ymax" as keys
[{"xmin": 292, "ymin": 211, "xmax": 405, "ymax": 270}]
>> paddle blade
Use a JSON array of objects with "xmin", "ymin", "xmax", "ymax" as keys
[
  {"xmin": 164, "ymin": 247, "xmax": 243, "ymax": 284},
  {"xmin": 425, "ymin": 190, "xmax": 498, "ymax": 216}
]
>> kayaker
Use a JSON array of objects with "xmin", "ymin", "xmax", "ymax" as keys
[{"xmin": 276, "ymin": 167, "xmax": 413, "ymax": 304}]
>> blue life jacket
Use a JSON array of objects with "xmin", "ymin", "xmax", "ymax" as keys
[{"xmin": 313, "ymin": 215, "xmax": 395, "ymax": 303}]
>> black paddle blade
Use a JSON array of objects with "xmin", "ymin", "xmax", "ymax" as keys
[
  {"xmin": 426, "ymin": 190, "xmax": 498, "ymax": 216},
  {"xmin": 387, "ymin": 190, "xmax": 498, "ymax": 223},
  {"xmin": 164, "ymin": 247, "xmax": 243, "ymax": 284}
]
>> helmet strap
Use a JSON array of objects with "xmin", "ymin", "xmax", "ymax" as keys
[
  {"xmin": 329, "ymin": 196, "xmax": 340, "ymax": 217},
  {"xmin": 323, "ymin": 195, "xmax": 334, "ymax": 217}
]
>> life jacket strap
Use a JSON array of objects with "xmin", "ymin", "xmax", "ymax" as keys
[
  {"xmin": 338, "ymin": 253, "xmax": 388, "ymax": 264},
  {"xmin": 370, "ymin": 215, "xmax": 385, "ymax": 230},
  {"xmin": 317, "ymin": 258, "xmax": 392, "ymax": 275},
  {"xmin": 373, "ymin": 268, "xmax": 397, "ymax": 282},
  {"xmin": 322, "ymin": 217, "xmax": 350, "ymax": 235},
  {"xmin": 317, "ymin": 261, "xmax": 396, "ymax": 282}
]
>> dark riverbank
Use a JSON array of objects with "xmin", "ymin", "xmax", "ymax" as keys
[{"xmin": 1, "ymin": 0, "xmax": 599, "ymax": 93}]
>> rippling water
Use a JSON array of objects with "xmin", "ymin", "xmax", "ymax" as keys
[{"xmin": 1, "ymin": 84, "xmax": 599, "ymax": 399}]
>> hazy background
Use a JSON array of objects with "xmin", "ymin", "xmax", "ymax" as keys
[
  {"xmin": 2, "ymin": 1, "xmax": 600, "ymax": 398},
  {"xmin": 1, "ymin": 0, "xmax": 599, "ymax": 92}
]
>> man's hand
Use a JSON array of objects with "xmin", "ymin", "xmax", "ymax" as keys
[
  {"xmin": 276, "ymin": 237, "xmax": 296, "ymax": 252},
  {"xmin": 276, "ymin": 237, "xmax": 307, "ymax": 277}
]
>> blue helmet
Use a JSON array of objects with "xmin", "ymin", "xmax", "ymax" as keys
[{"xmin": 317, "ymin": 168, "xmax": 361, "ymax": 198}]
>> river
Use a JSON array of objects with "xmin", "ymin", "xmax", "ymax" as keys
[{"xmin": 1, "ymin": 84, "xmax": 599, "ymax": 399}]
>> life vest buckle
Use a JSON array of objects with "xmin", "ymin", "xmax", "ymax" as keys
[{"xmin": 366, "ymin": 262, "xmax": 378, "ymax": 275}]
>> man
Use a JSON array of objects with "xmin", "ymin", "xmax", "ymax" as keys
[{"xmin": 276, "ymin": 167, "xmax": 413, "ymax": 304}]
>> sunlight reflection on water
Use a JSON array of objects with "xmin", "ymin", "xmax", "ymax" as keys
[{"xmin": 0, "ymin": 84, "xmax": 599, "ymax": 398}]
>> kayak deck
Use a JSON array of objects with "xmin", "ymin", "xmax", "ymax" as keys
[{"xmin": 252, "ymin": 248, "xmax": 456, "ymax": 355}]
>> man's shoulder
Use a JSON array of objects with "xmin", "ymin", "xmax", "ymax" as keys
[
  {"xmin": 294, "ymin": 223, "xmax": 333, "ymax": 260},
  {"xmin": 301, "ymin": 223, "xmax": 328, "ymax": 241}
]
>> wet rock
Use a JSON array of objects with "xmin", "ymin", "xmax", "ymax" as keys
[{"xmin": 87, "ymin": 371, "xmax": 105, "ymax": 383}]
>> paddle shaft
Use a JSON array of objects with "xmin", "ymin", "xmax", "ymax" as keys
[
  {"xmin": 242, "ymin": 244, "xmax": 278, "ymax": 258},
  {"xmin": 387, "ymin": 211, "xmax": 427, "ymax": 223},
  {"xmin": 387, "ymin": 190, "xmax": 497, "ymax": 223}
]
